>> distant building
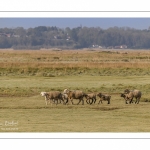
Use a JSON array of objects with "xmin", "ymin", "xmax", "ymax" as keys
[
  {"xmin": 12, "ymin": 34, "xmax": 20, "ymax": 38},
  {"xmin": 6, "ymin": 34, "xmax": 11, "ymax": 37},
  {"xmin": 120, "ymin": 45, "xmax": 127, "ymax": 49},
  {"xmin": 108, "ymin": 45, "xmax": 128, "ymax": 49},
  {"xmin": 0, "ymin": 33, "xmax": 11, "ymax": 37}
]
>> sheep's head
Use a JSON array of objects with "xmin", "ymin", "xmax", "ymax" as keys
[
  {"xmin": 124, "ymin": 89, "xmax": 130, "ymax": 94},
  {"xmin": 41, "ymin": 92, "xmax": 47, "ymax": 96},
  {"xmin": 84, "ymin": 94, "xmax": 89, "ymax": 99},
  {"xmin": 97, "ymin": 93, "xmax": 102, "ymax": 97},
  {"xmin": 63, "ymin": 89, "xmax": 69, "ymax": 94},
  {"xmin": 120, "ymin": 93, "xmax": 125, "ymax": 97}
]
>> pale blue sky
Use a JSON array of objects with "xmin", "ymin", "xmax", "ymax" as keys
[{"xmin": 0, "ymin": 18, "xmax": 150, "ymax": 29}]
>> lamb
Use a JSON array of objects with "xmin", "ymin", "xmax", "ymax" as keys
[
  {"xmin": 120, "ymin": 93, "xmax": 132, "ymax": 104},
  {"xmin": 97, "ymin": 93, "xmax": 111, "ymax": 104},
  {"xmin": 40, "ymin": 91, "xmax": 64, "ymax": 105},
  {"xmin": 85, "ymin": 93, "xmax": 97, "ymax": 104}
]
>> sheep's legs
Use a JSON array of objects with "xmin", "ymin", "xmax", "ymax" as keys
[
  {"xmin": 92, "ymin": 98, "xmax": 96, "ymax": 104},
  {"xmin": 77, "ymin": 99, "xmax": 81, "ymax": 105},
  {"xmin": 135, "ymin": 98, "xmax": 140, "ymax": 104},
  {"xmin": 129, "ymin": 98, "xmax": 133, "ymax": 104},
  {"xmin": 98, "ymin": 99, "xmax": 102, "ymax": 104},
  {"xmin": 77, "ymin": 99, "xmax": 84, "ymax": 105},
  {"xmin": 45, "ymin": 100, "xmax": 48, "ymax": 105}
]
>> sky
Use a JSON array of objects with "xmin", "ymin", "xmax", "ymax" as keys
[{"xmin": 1, "ymin": 18, "xmax": 150, "ymax": 30}]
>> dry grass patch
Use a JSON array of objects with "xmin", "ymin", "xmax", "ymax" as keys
[{"xmin": 1, "ymin": 49, "xmax": 150, "ymax": 69}]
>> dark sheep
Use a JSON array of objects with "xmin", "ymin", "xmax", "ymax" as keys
[{"xmin": 97, "ymin": 93, "xmax": 111, "ymax": 104}]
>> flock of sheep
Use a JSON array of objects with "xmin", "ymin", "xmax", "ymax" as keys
[{"xmin": 40, "ymin": 88, "xmax": 142, "ymax": 105}]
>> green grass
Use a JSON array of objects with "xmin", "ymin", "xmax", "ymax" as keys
[
  {"xmin": 0, "ymin": 75, "xmax": 150, "ymax": 132},
  {"xmin": 0, "ymin": 75, "xmax": 150, "ymax": 96},
  {"xmin": 0, "ymin": 96, "xmax": 150, "ymax": 132}
]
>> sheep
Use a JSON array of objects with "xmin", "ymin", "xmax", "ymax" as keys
[
  {"xmin": 63, "ymin": 89, "xmax": 68, "ymax": 94},
  {"xmin": 124, "ymin": 89, "xmax": 142, "ymax": 104},
  {"xmin": 85, "ymin": 93, "xmax": 97, "ymax": 105},
  {"xmin": 61, "ymin": 93, "xmax": 69, "ymax": 104},
  {"xmin": 41, "ymin": 92, "xmax": 51, "ymax": 105},
  {"xmin": 40, "ymin": 91, "xmax": 65, "ymax": 105},
  {"xmin": 63, "ymin": 89, "xmax": 86, "ymax": 105},
  {"xmin": 97, "ymin": 93, "xmax": 111, "ymax": 104},
  {"xmin": 120, "ymin": 93, "xmax": 132, "ymax": 104}
]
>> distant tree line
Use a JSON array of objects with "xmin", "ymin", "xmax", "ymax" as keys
[{"xmin": 1, "ymin": 26, "xmax": 150, "ymax": 49}]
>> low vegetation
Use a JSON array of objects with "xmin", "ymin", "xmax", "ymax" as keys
[{"xmin": 0, "ymin": 49, "xmax": 150, "ymax": 132}]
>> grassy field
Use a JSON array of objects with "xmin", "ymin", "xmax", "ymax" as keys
[{"xmin": 0, "ymin": 49, "xmax": 150, "ymax": 132}]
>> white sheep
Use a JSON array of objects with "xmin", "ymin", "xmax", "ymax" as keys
[{"xmin": 40, "ymin": 91, "xmax": 64, "ymax": 105}]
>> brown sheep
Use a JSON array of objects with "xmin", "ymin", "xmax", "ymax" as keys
[
  {"xmin": 64, "ymin": 89, "xmax": 86, "ymax": 105},
  {"xmin": 120, "ymin": 93, "xmax": 132, "ymax": 104},
  {"xmin": 85, "ymin": 93, "xmax": 97, "ymax": 104},
  {"xmin": 97, "ymin": 93, "xmax": 111, "ymax": 104},
  {"xmin": 124, "ymin": 89, "xmax": 142, "ymax": 104}
]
